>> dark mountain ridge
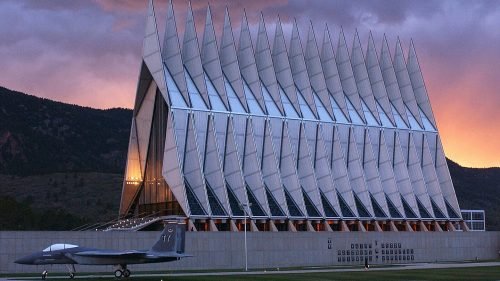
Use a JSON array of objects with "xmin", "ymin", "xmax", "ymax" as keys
[
  {"xmin": 0, "ymin": 86, "xmax": 498, "ymax": 229},
  {"xmin": 0, "ymin": 86, "xmax": 131, "ymax": 175}
]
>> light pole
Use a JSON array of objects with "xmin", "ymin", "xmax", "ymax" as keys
[{"xmin": 240, "ymin": 203, "xmax": 252, "ymax": 271}]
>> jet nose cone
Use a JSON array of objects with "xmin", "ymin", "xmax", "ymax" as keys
[{"xmin": 14, "ymin": 256, "xmax": 33, "ymax": 265}]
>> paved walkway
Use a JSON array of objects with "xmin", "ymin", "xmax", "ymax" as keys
[{"xmin": 2, "ymin": 261, "xmax": 500, "ymax": 280}]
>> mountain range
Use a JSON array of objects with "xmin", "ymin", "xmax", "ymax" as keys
[{"xmin": 0, "ymin": 86, "xmax": 498, "ymax": 230}]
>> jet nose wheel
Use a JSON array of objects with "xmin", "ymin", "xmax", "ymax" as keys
[
  {"xmin": 69, "ymin": 272, "xmax": 75, "ymax": 279},
  {"xmin": 114, "ymin": 269, "xmax": 123, "ymax": 279},
  {"xmin": 123, "ymin": 269, "xmax": 131, "ymax": 278}
]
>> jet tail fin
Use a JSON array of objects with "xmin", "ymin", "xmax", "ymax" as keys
[{"xmin": 150, "ymin": 220, "xmax": 186, "ymax": 254}]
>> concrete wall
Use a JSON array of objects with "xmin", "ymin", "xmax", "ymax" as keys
[{"xmin": 1, "ymin": 231, "xmax": 499, "ymax": 274}]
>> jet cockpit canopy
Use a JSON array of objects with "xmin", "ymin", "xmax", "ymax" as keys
[{"xmin": 43, "ymin": 244, "xmax": 79, "ymax": 252}]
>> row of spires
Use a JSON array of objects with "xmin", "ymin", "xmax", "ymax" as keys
[{"xmin": 143, "ymin": 0, "xmax": 436, "ymax": 134}]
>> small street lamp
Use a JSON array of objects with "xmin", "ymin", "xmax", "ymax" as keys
[{"xmin": 240, "ymin": 203, "xmax": 252, "ymax": 271}]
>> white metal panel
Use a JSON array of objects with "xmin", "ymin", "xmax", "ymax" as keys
[
  {"xmin": 162, "ymin": 110, "xmax": 189, "ymax": 216},
  {"xmin": 183, "ymin": 3, "xmax": 210, "ymax": 108},
  {"xmin": 288, "ymin": 21, "xmax": 319, "ymax": 118},
  {"xmin": 272, "ymin": 19, "xmax": 302, "ymax": 116},
  {"xmin": 183, "ymin": 114, "xmax": 211, "ymax": 215},
  {"xmin": 162, "ymin": 0, "xmax": 189, "ymax": 106},
  {"xmin": 335, "ymin": 29, "xmax": 365, "ymax": 123},
  {"xmin": 142, "ymin": 0, "xmax": 167, "ymax": 102},
  {"xmin": 238, "ymin": 12, "xmax": 267, "ymax": 113},
  {"xmin": 337, "ymin": 125, "xmax": 374, "ymax": 217},
  {"xmin": 407, "ymin": 41, "xmax": 437, "ymax": 126},
  {"xmin": 350, "ymin": 31, "xmax": 381, "ymax": 124},
  {"xmin": 135, "ymin": 81, "xmax": 157, "ymax": 173},
  {"xmin": 379, "ymin": 36, "xmax": 409, "ymax": 126},
  {"xmin": 243, "ymin": 118, "xmax": 270, "ymax": 216},
  {"xmin": 305, "ymin": 23, "xmax": 335, "ymax": 120},
  {"xmin": 399, "ymin": 131, "xmax": 435, "ymax": 217},
  {"xmin": 220, "ymin": 8, "xmax": 248, "ymax": 112},
  {"xmin": 296, "ymin": 122, "xmax": 324, "ymax": 217},
  {"xmin": 321, "ymin": 25, "xmax": 350, "ymax": 121},
  {"xmin": 365, "ymin": 33, "xmax": 395, "ymax": 125},
  {"xmin": 203, "ymin": 114, "xmax": 231, "ymax": 216},
  {"xmin": 262, "ymin": 118, "xmax": 289, "ymax": 216},
  {"xmin": 393, "ymin": 39, "xmax": 424, "ymax": 128},
  {"xmin": 255, "ymin": 15, "xmax": 285, "ymax": 115}
]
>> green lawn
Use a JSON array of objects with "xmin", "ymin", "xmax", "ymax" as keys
[{"xmin": 11, "ymin": 266, "xmax": 500, "ymax": 281}]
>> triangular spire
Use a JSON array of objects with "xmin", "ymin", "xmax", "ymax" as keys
[
  {"xmin": 183, "ymin": 2, "xmax": 210, "ymax": 108},
  {"xmin": 201, "ymin": 5, "xmax": 228, "ymax": 110},
  {"xmin": 288, "ymin": 20, "xmax": 319, "ymax": 119},
  {"xmin": 329, "ymin": 125, "xmax": 358, "ymax": 216},
  {"xmin": 203, "ymin": 114, "xmax": 231, "ymax": 215},
  {"xmin": 261, "ymin": 119, "xmax": 289, "ymax": 216},
  {"xmin": 365, "ymin": 32, "xmax": 395, "ymax": 125},
  {"xmin": 351, "ymin": 126, "xmax": 388, "ymax": 217},
  {"xmin": 335, "ymin": 28, "xmax": 366, "ymax": 123},
  {"xmin": 255, "ymin": 14, "xmax": 285, "ymax": 115},
  {"xmin": 220, "ymin": 8, "xmax": 249, "ymax": 112},
  {"xmin": 407, "ymin": 41, "xmax": 437, "ymax": 127},
  {"xmin": 399, "ymin": 131, "xmax": 435, "ymax": 217},
  {"xmin": 141, "ymin": 0, "xmax": 168, "ymax": 104},
  {"xmin": 305, "ymin": 22, "xmax": 335, "ymax": 120},
  {"xmin": 339, "ymin": 126, "xmax": 374, "ymax": 217},
  {"xmin": 351, "ymin": 30, "xmax": 381, "ymax": 124},
  {"xmin": 379, "ymin": 35, "xmax": 409, "ymax": 126},
  {"xmin": 162, "ymin": 111, "xmax": 189, "ymax": 216},
  {"xmin": 313, "ymin": 124, "xmax": 343, "ymax": 217},
  {"xmin": 393, "ymin": 38, "xmax": 424, "ymax": 128},
  {"xmin": 272, "ymin": 17, "xmax": 302, "ymax": 116},
  {"xmin": 434, "ymin": 134, "xmax": 462, "ymax": 215},
  {"xmin": 280, "ymin": 122, "xmax": 307, "ymax": 217},
  {"xmin": 183, "ymin": 113, "xmax": 210, "ymax": 215},
  {"xmin": 389, "ymin": 130, "xmax": 420, "ymax": 218},
  {"xmin": 368, "ymin": 128, "xmax": 405, "ymax": 217},
  {"xmin": 321, "ymin": 24, "xmax": 350, "ymax": 121},
  {"xmin": 242, "ymin": 118, "xmax": 270, "ymax": 216},
  {"xmin": 297, "ymin": 123, "xmax": 324, "ymax": 217},
  {"xmin": 162, "ymin": 0, "xmax": 190, "ymax": 106},
  {"xmin": 238, "ymin": 11, "xmax": 267, "ymax": 113},
  {"xmin": 223, "ymin": 117, "xmax": 249, "ymax": 215},
  {"xmin": 417, "ymin": 132, "xmax": 449, "ymax": 217}
]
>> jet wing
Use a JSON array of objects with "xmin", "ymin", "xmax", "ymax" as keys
[{"xmin": 73, "ymin": 250, "xmax": 147, "ymax": 259}]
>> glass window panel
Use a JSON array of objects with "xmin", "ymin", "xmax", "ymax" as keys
[
  {"xmin": 400, "ymin": 195, "xmax": 418, "ymax": 218},
  {"xmin": 313, "ymin": 91, "xmax": 333, "ymax": 121},
  {"xmin": 224, "ymin": 78, "xmax": 246, "ymax": 113},
  {"xmin": 164, "ymin": 67, "xmax": 188, "ymax": 108},
  {"xmin": 261, "ymin": 85, "xmax": 282, "ymax": 117},
  {"xmin": 385, "ymin": 194, "xmax": 402, "ymax": 218},
  {"xmin": 246, "ymin": 185, "xmax": 266, "ymax": 216},
  {"xmin": 296, "ymin": 89, "xmax": 316, "ymax": 120},
  {"xmin": 361, "ymin": 98, "xmax": 379, "ymax": 126},
  {"xmin": 418, "ymin": 106, "xmax": 436, "ymax": 131},
  {"xmin": 265, "ymin": 185, "xmax": 285, "ymax": 217},
  {"xmin": 330, "ymin": 95, "xmax": 349, "ymax": 123},
  {"xmin": 354, "ymin": 193, "xmax": 372, "ymax": 218},
  {"xmin": 390, "ymin": 103, "xmax": 408, "ymax": 129},
  {"xmin": 337, "ymin": 192, "xmax": 355, "ymax": 217},
  {"xmin": 320, "ymin": 191, "xmax": 339, "ymax": 217},
  {"xmin": 226, "ymin": 182, "xmax": 244, "ymax": 216},
  {"xmin": 370, "ymin": 194, "xmax": 387, "ymax": 218},
  {"xmin": 243, "ymin": 80, "xmax": 264, "ymax": 115},
  {"xmin": 204, "ymin": 73, "xmax": 227, "ymax": 111},
  {"xmin": 416, "ymin": 198, "xmax": 432, "ymax": 218},
  {"xmin": 376, "ymin": 101, "xmax": 394, "ymax": 128},
  {"xmin": 302, "ymin": 188, "xmax": 321, "ymax": 217},
  {"xmin": 280, "ymin": 88, "xmax": 299, "ymax": 118},
  {"xmin": 284, "ymin": 187, "xmax": 304, "ymax": 217},
  {"xmin": 405, "ymin": 104, "xmax": 423, "ymax": 130},
  {"xmin": 185, "ymin": 70, "xmax": 208, "ymax": 109},
  {"xmin": 345, "ymin": 95, "xmax": 364, "ymax": 125},
  {"xmin": 431, "ymin": 199, "xmax": 445, "ymax": 218}
]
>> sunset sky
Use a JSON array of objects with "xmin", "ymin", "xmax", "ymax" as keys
[{"xmin": 0, "ymin": 0, "xmax": 498, "ymax": 168}]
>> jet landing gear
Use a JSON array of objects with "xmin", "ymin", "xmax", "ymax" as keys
[
  {"xmin": 65, "ymin": 264, "xmax": 76, "ymax": 279},
  {"xmin": 114, "ymin": 264, "xmax": 131, "ymax": 279}
]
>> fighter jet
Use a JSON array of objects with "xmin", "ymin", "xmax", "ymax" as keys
[{"xmin": 15, "ymin": 221, "xmax": 190, "ymax": 279}]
